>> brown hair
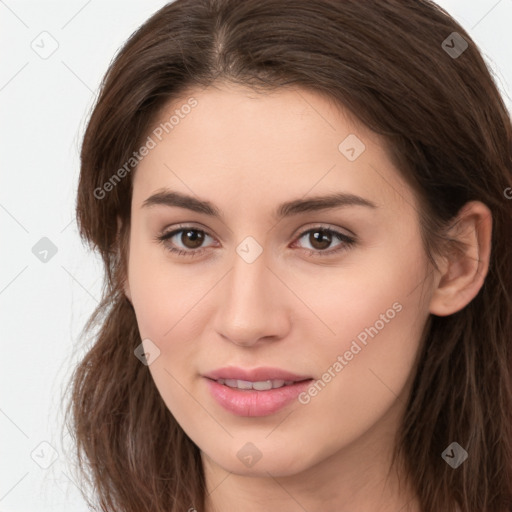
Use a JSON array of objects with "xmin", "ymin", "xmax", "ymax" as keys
[{"xmin": 64, "ymin": 0, "xmax": 512, "ymax": 511}]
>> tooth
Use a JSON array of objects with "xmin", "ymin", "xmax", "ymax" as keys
[
  {"xmin": 218, "ymin": 378, "xmax": 295, "ymax": 390},
  {"xmin": 236, "ymin": 380, "xmax": 254, "ymax": 390},
  {"xmin": 252, "ymin": 380, "xmax": 273, "ymax": 391}
]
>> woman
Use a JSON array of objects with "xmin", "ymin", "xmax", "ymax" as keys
[{"xmin": 65, "ymin": 0, "xmax": 512, "ymax": 511}]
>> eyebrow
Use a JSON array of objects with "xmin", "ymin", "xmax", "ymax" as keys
[{"xmin": 142, "ymin": 188, "xmax": 377, "ymax": 219}]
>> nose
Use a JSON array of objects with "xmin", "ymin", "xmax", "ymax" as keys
[{"xmin": 213, "ymin": 248, "xmax": 291, "ymax": 347}]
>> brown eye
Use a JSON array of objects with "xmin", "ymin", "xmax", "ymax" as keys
[
  {"xmin": 179, "ymin": 229, "xmax": 205, "ymax": 249},
  {"xmin": 308, "ymin": 229, "xmax": 333, "ymax": 250},
  {"xmin": 157, "ymin": 227, "xmax": 214, "ymax": 257},
  {"xmin": 294, "ymin": 227, "xmax": 356, "ymax": 257}
]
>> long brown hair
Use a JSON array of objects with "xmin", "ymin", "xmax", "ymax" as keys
[{"xmin": 64, "ymin": 1, "xmax": 512, "ymax": 510}]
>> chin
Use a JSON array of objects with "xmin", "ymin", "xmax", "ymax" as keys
[{"xmin": 204, "ymin": 442, "xmax": 316, "ymax": 477}]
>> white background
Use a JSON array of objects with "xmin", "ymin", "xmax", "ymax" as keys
[{"xmin": 1, "ymin": 1, "xmax": 511, "ymax": 510}]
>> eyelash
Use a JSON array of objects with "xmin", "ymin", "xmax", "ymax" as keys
[{"xmin": 155, "ymin": 224, "xmax": 356, "ymax": 259}]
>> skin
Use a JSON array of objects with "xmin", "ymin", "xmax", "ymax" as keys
[{"xmin": 122, "ymin": 82, "xmax": 492, "ymax": 512}]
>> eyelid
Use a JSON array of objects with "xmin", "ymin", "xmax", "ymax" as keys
[{"xmin": 291, "ymin": 222, "xmax": 356, "ymax": 240}]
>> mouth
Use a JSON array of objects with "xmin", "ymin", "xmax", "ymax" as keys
[
  {"xmin": 212, "ymin": 378, "xmax": 310, "ymax": 391},
  {"xmin": 202, "ymin": 367, "xmax": 314, "ymax": 417},
  {"xmin": 203, "ymin": 366, "xmax": 313, "ymax": 384}
]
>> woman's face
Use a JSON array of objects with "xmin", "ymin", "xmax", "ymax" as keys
[{"xmin": 124, "ymin": 83, "xmax": 436, "ymax": 477}]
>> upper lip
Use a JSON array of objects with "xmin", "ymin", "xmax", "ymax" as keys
[{"xmin": 203, "ymin": 366, "xmax": 312, "ymax": 382}]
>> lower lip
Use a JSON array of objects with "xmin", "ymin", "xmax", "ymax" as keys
[{"xmin": 204, "ymin": 378, "xmax": 313, "ymax": 417}]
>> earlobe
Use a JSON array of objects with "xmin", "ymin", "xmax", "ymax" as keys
[{"xmin": 429, "ymin": 201, "xmax": 492, "ymax": 317}]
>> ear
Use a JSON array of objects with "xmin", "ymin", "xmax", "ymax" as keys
[
  {"xmin": 429, "ymin": 201, "xmax": 492, "ymax": 316},
  {"xmin": 117, "ymin": 215, "xmax": 132, "ymax": 303}
]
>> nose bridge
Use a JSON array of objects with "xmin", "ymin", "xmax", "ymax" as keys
[
  {"xmin": 213, "ymin": 238, "xmax": 288, "ymax": 345},
  {"xmin": 226, "ymin": 241, "xmax": 272, "ymax": 316}
]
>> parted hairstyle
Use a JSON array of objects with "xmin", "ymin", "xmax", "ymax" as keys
[{"xmin": 64, "ymin": 1, "xmax": 512, "ymax": 511}]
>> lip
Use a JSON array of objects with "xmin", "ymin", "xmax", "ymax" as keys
[
  {"xmin": 202, "ymin": 366, "xmax": 314, "ymax": 417},
  {"xmin": 203, "ymin": 366, "xmax": 312, "ymax": 382}
]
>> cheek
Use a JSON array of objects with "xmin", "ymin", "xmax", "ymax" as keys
[
  {"xmin": 290, "ymin": 237, "xmax": 427, "ymax": 366},
  {"xmin": 127, "ymin": 230, "xmax": 203, "ymax": 338},
  {"xmin": 127, "ymin": 240, "xmax": 216, "ymax": 415},
  {"xmin": 325, "ymin": 270, "xmax": 426, "ymax": 363},
  {"xmin": 295, "ymin": 246, "xmax": 430, "ymax": 438}
]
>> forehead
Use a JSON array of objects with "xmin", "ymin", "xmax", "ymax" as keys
[{"xmin": 132, "ymin": 83, "xmax": 415, "ymax": 217}]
